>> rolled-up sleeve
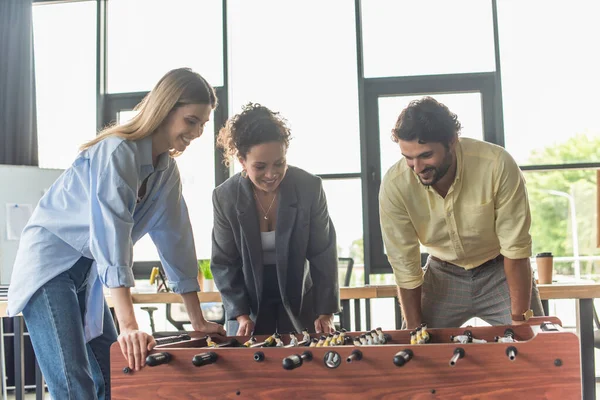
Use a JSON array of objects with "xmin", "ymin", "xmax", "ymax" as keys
[
  {"xmin": 89, "ymin": 144, "xmax": 137, "ymax": 288},
  {"xmin": 379, "ymin": 174, "xmax": 423, "ymax": 289},
  {"xmin": 148, "ymin": 167, "xmax": 200, "ymax": 294},
  {"xmin": 210, "ymin": 189, "xmax": 250, "ymax": 320},
  {"xmin": 494, "ymin": 151, "xmax": 532, "ymax": 259}
]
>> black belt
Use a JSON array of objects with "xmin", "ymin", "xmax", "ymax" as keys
[{"xmin": 430, "ymin": 254, "xmax": 504, "ymax": 268}]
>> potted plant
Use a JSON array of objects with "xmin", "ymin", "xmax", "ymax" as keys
[{"xmin": 198, "ymin": 259, "xmax": 214, "ymax": 292}]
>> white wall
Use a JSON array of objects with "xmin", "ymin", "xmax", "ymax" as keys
[{"xmin": 0, "ymin": 165, "xmax": 63, "ymax": 284}]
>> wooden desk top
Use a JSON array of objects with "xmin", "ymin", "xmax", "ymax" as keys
[{"xmin": 2, "ymin": 283, "xmax": 600, "ymax": 317}]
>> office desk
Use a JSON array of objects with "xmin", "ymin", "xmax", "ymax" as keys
[{"xmin": 2, "ymin": 283, "xmax": 600, "ymax": 399}]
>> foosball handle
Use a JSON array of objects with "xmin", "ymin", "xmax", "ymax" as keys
[
  {"xmin": 146, "ymin": 352, "xmax": 172, "ymax": 367},
  {"xmin": 346, "ymin": 349, "xmax": 363, "ymax": 363},
  {"xmin": 506, "ymin": 346, "xmax": 518, "ymax": 361},
  {"xmin": 449, "ymin": 347, "xmax": 465, "ymax": 366},
  {"xmin": 393, "ymin": 349, "xmax": 414, "ymax": 367},
  {"xmin": 254, "ymin": 351, "xmax": 265, "ymax": 362},
  {"xmin": 192, "ymin": 352, "xmax": 218, "ymax": 367},
  {"xmin": 282, "ymin": 351, "xmax": 313, "ymax": 370}
]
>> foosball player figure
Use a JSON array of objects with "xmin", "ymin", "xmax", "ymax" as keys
[
  {"xmin": 316, "ymin": 335, "xmax": 327, "ymax": 347},
  {"xmin": 288, "ymin": 331, "xmax": 299, "ymax": 347},
  {"xmin": 376, "ymin": 327, "xmax": 386, "ymax": 344},
  {"xmin": 301, "ymin": 329, "xmax": 311, "ymax": 343},
  {"xmin": 450, "ymin": 334, "xmax": 470, "ymax": 344},
  {"xmin": 205, "ymin": 335, "xmax": 217, "ymax": 348},
  {"xmin": 415, "ymin": 327, "xmax": 425, "ymax": 344},
  {"xmin": 309, "ymin": 338, "xmax": 319, "ymax": 347},
  {"xmin": 324, "ymin": 333, "xmax": 334, "ymax": 347},
  {"xmin": 338, "ymin": 329, "xmax": 347, "ymax": 345},
  {"xmin": 410, "ymin": 331, "xmax": 418, "ymax": 345},
  {"xmin": 243, "ymin": 337, "xmax": 257, "ymax": 348},
  {"xmin": 370, "ymin": 330, "xmax": 380, "ymax": 345},
  {"xmin": 359, "ymin": 334, "xmax": 368, "ymax": 346},
  {"xmin": 464, "ymin": 331, "xmax": 487, "ymax": 344},
  {"xmin": 330, "ymin": 332, "xmax": 340, "ymax": 346},
  {"xmin": 274, "ymin": 333, "xmax": 285, "ymax": 347},
  {"xmin": 353, "ymin": 337, "xmax": 362, "ymax": 346},
  {"xmin": 420, "ymin": 323, "xmax": 431, "ymax": 343},
  {"xmin": 495, "ymin": 328, "xmax": 517, "ymax": 343},
  {"xmin": 262, "ymin": 334, "xmax": 277, "ymax": 347}
]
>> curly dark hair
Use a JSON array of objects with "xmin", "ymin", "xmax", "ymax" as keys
[
  {"xmin": 391, "ymin": 96, "xmax": 461, "ymax": 148},
  {"xmin": 217, "ymin": 103, "xmax": 292, "ymax": 166}
]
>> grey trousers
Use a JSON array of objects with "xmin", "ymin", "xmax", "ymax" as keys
[{"xmin": 418, "ymin": 256, "xmax": 544, "ymax": 328}]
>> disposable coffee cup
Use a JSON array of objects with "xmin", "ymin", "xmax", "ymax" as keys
[{"xmin": 536, "ymin": 252, "xmax": 553, "ymax": 284}]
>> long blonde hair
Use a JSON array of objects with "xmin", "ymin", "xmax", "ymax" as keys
[{"xmin": 81, "ymin": 68, "xmax": 217, "ymax": 156}]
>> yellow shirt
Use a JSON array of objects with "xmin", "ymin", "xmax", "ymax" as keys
[{"xmin": 379, "ymin": 138, "xmax": 532, "ymax": 289}]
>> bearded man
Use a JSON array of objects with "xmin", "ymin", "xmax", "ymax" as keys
[{"xmin": 379, "ymin": 96, "xmax": 543, "ymax": 329}]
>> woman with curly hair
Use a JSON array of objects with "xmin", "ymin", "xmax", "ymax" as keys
[{"xmin": 211, "ymin": 103, "xmax": 340, "ymax": 336}]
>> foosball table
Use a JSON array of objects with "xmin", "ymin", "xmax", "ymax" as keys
[{"xmin": 111, "ymin": 317, "xmax": 581, "ymax": 399}]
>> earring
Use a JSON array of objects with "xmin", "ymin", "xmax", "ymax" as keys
[{"xmin": 241, "ymin": 169, "xmax": 248, "ymax": 178}]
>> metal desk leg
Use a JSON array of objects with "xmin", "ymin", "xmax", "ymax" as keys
[
  {"xmin": 576, "ymin": 298, "xmax": 595, "ymax": 400},
  {"xmin": 14, "ymin": 316, "xmax": 25, "ymax": 400},
  {"xmin": 541, "ymin": 299, "xmax": 550, "ymax": 316},
  {"xmin": 365, "ymin": 299, "xmax": 371, "ymax": 331},
  {"xmin": 353, "ymin": 299, "xmax": 361, "ymax": 331},
  {"xmin": 340, "ymin": 300, "xmax": 351, "ymax": 331},
  {"xmin": 1, "ymin": 318, "xmax": 7, "ymax": 400},
  {"xmin": 35, "ymin": 358, "xmax": 44, "ymax": 400}
]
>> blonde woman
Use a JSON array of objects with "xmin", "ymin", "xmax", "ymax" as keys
[{"xmin": 7, "ymin": 68, "xmax": 225, "ymax": 400}]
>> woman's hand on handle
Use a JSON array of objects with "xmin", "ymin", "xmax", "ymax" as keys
[
  {"xmin": 117, "ymin": 329, "xmax": 156, "ymax": 371},
  {"xmin": 236, "ymin": 315, "xmax": 255, "ymax": 336}
]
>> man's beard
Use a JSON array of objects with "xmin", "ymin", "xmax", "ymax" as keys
[{"xmin": 417, "ymin": 151, "xmax": 452, "ymax": 187}]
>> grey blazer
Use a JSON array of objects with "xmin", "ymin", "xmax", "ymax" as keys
[{"xmin": 211, "ymin": 166, "xmax": 340, "ymax": 331}]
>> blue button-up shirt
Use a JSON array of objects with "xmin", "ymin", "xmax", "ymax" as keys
[{"xmin": 8, "ymin": 135, "xmax": 200, "ymax": 341}]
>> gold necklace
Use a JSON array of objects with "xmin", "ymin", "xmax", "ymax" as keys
[{"xmin": 253, "ymin": 190, "xmax": 277, "ymax": 220}]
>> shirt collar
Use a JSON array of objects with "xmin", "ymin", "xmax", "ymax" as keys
[{"xmin": 138, "ymin": 135, "xmax": 169, "ymax": 177}]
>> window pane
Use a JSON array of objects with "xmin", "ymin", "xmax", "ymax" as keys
[
  {"xmin": 107, "ymin": 0, "xmax": 223, "ymax": 93},
  {"xmin": 133, "ymin": 115, "xmax": 216, "ymax": 262},
  {"xmin": 362, "ymin": 0, "xmax": 495, "ymax": 78},
  {"xmin": 118, "ymin": 110, "xmax": 138, "ymax": 124},
  {"xmin": 322, "ymin": 178, "xmax": 364, "ymax": 283},
  {"xmin": 499, "ymin": 0, "xmax": 600, "ymax": 165},
  {"xmin": 33, "ymin": 1, "xmax": 97, "ymax": 169},
  {"xmin": 523, "ymin": 169, "xmax": 599, "ymax": 282},
  {"xmin": 378, "ymin": 92, "xmax": 484, "ymax": 178},
  {"xmin": 229, "ymin": 0, "xmax": 360, "ymax": 174}
]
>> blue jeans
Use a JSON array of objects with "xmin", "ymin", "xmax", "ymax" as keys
[{"xmin": 22, "ymin": 256, "xmax": 118, "ymax": 400}]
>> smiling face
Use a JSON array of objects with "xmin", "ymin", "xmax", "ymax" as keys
[
  {"xmin": 240, "ymin": 141, "xmax": 288, "ymax": 193},
  {"xmin": 153, "ymin": 103, "xmax": 212, "ymax": 155},
  {"xmin": 399, "ymin": 139, "xmax": 455, "ymax": 187}
]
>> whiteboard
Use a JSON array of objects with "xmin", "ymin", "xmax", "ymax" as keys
[{"xmin": 0, "ymin": 165, "xmax": 64, "ymax": 284}]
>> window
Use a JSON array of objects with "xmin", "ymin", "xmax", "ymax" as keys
[
  {"xmin": 361, "ymin": 0, "xmax": 495, "ymax": 78},
  {"xmin": 33, "ymin": 1, "xmax": 97, "ymax": 169},
  {"xmin": 322, "ymin": 178, "xmax": 363, "ymax": 263},
  {"xmin": 523, "ymin": 169, "xmax": 599, "ymax": 281},
  {"xmin": 498, "ymin": 0, "xmax": 600, "ymax": 165},
  {"xmin": 228, "ymin": 0, "xmax": 360, "ymax": 175},
  {"xmin": 107, "ymin": 0, "xmax": 224, "ymax": 93}
]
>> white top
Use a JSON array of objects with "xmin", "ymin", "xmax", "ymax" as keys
[{"xmin": 261, "ymin": 231, "xmax": 276, "ymax": 265}]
